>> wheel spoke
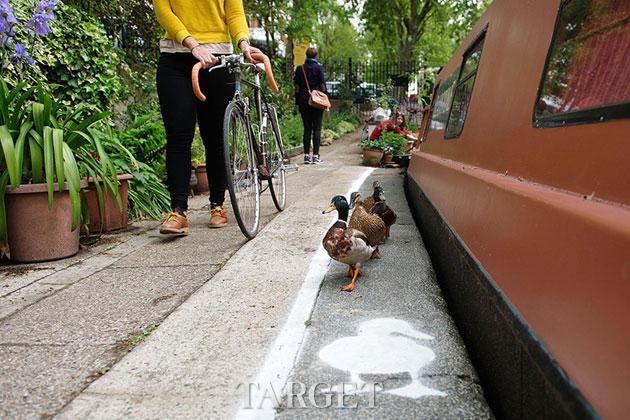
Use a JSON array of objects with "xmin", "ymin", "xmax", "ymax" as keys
[
  {"xmin": 267, "ymin": 106, "xmax": 287, "ymax": 211},
  {"xmin": 225, "ymin": 103, "xmax": 260, "ymax": 238}
]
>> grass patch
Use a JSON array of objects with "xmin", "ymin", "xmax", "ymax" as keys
[{"xmin": 127, "ymin": 323, "xmax": 159, "ymax": 352}]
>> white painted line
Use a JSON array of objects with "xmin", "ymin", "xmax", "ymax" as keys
[{"xmin": 235, "ymin": 168, "xmax": 374, "ymax": 420}]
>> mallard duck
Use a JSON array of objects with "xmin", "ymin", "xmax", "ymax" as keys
[
  {"xmin": 371, "ymin": 185, "xmax": 397, "ymax": 238},
  {"xmin": 322, "ymin": 195, "xmax": 375, "ymax": 292},
  {"xmin": 349, "ymin": 192, "xmax": 386, "ymax": 259},
  {"xmin": 360, "ymin": 181, "xmax": 381, "ymax": 211}
]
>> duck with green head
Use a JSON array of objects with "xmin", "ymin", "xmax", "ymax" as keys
[{"xmin": 322, "ymin": 195, "xmax": 375, "ymax": 292}]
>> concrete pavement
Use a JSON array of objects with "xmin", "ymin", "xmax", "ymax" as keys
[{"xmin": 1, "ymin": 130, "xmax": 492, "ymax": 419}]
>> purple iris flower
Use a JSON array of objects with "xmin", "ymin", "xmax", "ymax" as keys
[
  {"xmin": 0, "ymin": 0, "xmax": 18, "ymax": 35},
  {"xmin": 11, "ymin": 42, "xmax": 34, "ymax": 65},
  {"xmin": 36, "ymin": 0, "xmax": 57, "ymax": 13},
  {"xmin": 13, "ymin": 42, "xmax": 24, "ymax": 57},
  {"xmin": 26, "ymin": 0, "xmax": 57, "ymax": 37},
  {"xmin": 0, "ymin": 0, "xmax": 17, "ymax": 24},
  {"xmin": 27, "ymin": 12, "xmax": 53, "ymax": 36}
]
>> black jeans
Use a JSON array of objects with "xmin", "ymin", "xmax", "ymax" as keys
[
  {"xmin": 156, "ymin": 53, "xmax": 235, "ymax": 211},
  {"xmin": 300, "ymin": 107, "xmax": 324, "ymax": 156}
]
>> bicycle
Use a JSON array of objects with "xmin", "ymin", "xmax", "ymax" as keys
[{"xmin": 192, "ymin": 53, "xmax": 296, "ymax": 239}]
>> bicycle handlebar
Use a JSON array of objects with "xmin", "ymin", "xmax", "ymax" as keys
[{"xmin": 192, "ymin": 51, "xmax": 279, "ymax": 101}]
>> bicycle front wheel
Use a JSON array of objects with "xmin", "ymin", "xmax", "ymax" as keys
[
  {"xmin": 266, "ymin": 105, "xmax": 287, "ymax": 211},
  {"xmin": 223, "ymin": 101, "xmax": 260, "ymax": 239}
]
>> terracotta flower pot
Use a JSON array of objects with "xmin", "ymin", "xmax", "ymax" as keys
[
  {"xmin": 382, "ymin": 154, "xmax": 394, "ymax": 164},
  {"xmin": 85, "ymin": 174, "xmax": 133, "ymax": 233},
  {"xmin": 362, "ymin": 148, "xmax": 384, "ymax": 167},
  {"xmin": 5, "ymin": 180, "xmax": 88, "ymax": 262},
  {"xmin": 193, "ymin": 163, "xmax": 208, "ymax": 194}
]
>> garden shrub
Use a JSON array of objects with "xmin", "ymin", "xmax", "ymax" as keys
[
  {"xmin": 117, "ymin": 112, "xmax": 167, "ymax": 179},
  {"xmin": 380, "ymin": 131, "xmax": 407, "ymax": 156},
  {"xmin": 4, "ymin": 0, "xmax": 127, "ymax": 110},
  {"xmin": 335, "ymin": 121, "xmax": 355, "ymax": 135},
  {"xmin": 278, "ymin": 112, "xmax": 303, "ymax": 149}
]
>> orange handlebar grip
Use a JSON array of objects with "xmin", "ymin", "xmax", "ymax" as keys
[
  {"xmin": 192, "ymin": 62, "xmax": 206, "ymax": 101},
  {"xmin": 251, "ymin": 51, "xmax": 280, "ymax": 93}
]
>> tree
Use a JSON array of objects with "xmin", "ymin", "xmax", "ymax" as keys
[
  {"xmin": 362, "ymin": 0, "xmax": 490, "ymax": 67},
  {"xmin": 244, "ymin": 0, "xmax": 290, "ymax": 57},
  {"xmin": 315, "ymin": 14, "xmax": 365, "ymax": 64}
]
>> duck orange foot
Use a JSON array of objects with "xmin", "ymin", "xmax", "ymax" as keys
[{"xmin": 341, "ymin": 267, "xmax": 360, "ymax": 292}]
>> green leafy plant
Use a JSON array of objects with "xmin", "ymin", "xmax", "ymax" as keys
[
  {"xmin": 380, "ymin": 131, "xmax": 407, "ymax": 156},
  {"xmin": 359, "ymin": 137, "xmax": 386, "ymax": 150},
  {"xmin": 4, "ymin": 0, "xmax": 127, "ymax": 111},
  {"xmin": 0, "ymin": 81, "xmax": 118, "ymax": 257},
  {"xmin": 91, "ymin": 126, "xmax": 169, "ymax": 221},
  {"xmin": 191, "ymin": 129, "xmax": 205, "ymax": 164},
  {"xmin": 117, "ymin": 112, "xmax": 167, "ymax": 179},
  {"xmin": 278, "ymin": 112, "xmax": 304, "ymax": 149}
]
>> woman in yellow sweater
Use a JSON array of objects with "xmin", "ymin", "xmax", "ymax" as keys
[{"xmin": 154, "ymin": 0, "xmax": 255, "ymax": 234}]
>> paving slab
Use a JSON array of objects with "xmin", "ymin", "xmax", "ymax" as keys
[
  {"xmin": 2, "ymin": 130, "xmax": 492, "ymax": 419},
  {"xmin": 58, "ymin": 134, "xmax": 371, "ymax": 419},
  {"xmin": 0, "ymin": 263, "xmax": 219, "ymax": 419},
  {"xmin": 271, "ymin": 171, "xmax": 493, "ymax": 419}
]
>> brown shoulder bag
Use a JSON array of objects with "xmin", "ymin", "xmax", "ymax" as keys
[{"xmin": 301, "ymin": 65, "xmax": 330, "ymax": 110}]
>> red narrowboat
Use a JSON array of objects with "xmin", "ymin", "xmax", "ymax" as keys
[{"xmin": 407, "ymin": 0, "xmax": 630, "ymax": 418}]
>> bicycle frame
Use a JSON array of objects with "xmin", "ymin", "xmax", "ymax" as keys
[{"xmin": 211, "ymin": 56, "xmax": 278, "ymax": 188}]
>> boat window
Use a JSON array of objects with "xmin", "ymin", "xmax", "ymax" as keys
[
  {"xmin": 445, "ymin": 34, "xmax": 486, "ymax": 139},
  {"xmin": 534, "ymin": 0, "xmax": 630, "ymax": 127},
  {"xmin": 428, "ymin": 72, "xmax": 457, "ymax": 132}
]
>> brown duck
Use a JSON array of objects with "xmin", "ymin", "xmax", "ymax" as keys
[
  {"xmin": 371, "ymin": 185, "xmax": 397, "ymax": 238},
  {"xmin": 359, "ymin": 180, "xmax": 382, "ymax": 212},
  {"xmin": 322, "ymin": 195, "xmax": 375, "ymax": 292},
  {"xmin": 349, "ymin": 192, "xmax": 386, "ymax": 258}
]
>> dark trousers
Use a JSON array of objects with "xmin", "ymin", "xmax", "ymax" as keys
[
  {"xmin": 300, "ymin": 107, "xmax": 324, "ymax": 156},
  {"xmin": 156, "ymin": 53, "xmax": 235, "ymax": 211}
]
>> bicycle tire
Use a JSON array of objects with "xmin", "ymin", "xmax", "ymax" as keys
[
  {"xmin": 223, "ymin": 100, "xmax": 261, "ymax": 239},
  {"xmin": 266, "ymin": 105, "xmax": 287, "ymax": 211}
]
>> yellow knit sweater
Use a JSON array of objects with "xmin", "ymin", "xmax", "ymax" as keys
[{"xmin": 153, "ymin": 0, "xmax": 249, "ymax": 45}]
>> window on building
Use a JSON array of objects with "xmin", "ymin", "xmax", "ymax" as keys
[
  {"xmin": 534, "ymin": 0, "xmax": 630, "ymax": 127},
  {"xmin": 445, "ymin": 34, "xmax": 486, "ymax": 138},
  {"xmin": 428, "ymin": 72, "xmax": 458, "ymax": 132}
]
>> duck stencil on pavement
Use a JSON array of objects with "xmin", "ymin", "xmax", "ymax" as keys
[{"xmin": 318, "ymin": 318, "xmax": 447, "ymax": 398}]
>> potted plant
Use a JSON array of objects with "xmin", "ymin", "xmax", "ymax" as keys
[
  {"xmin": 382, "ymin": 145, "xmax": 395, "ymax": 164},
  {"xmin": 191, "ymin": 159, "xmax": 208, "ymax": 194},
  {"xmin": 82, "ymin": 128, "xmax": 138, "ymax": 233},
  {"xmin": 191, "ymin": 132, "xmax": 208, "ymax": 194},
  {"xmin": 359, "ymin": 138, "xmax": 385, "ymax": 167},
  {"xmin": 380, "ymin": 131, "xmax": 407, "ymax": 156},
  {"xmin": 0, "ymin": 82, "xmax": 119, "ymax": 262}
]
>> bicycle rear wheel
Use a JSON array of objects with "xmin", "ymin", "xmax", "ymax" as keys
[
  {"xmin": 266, "ymin": 105, "xmax": 287, "ymax": 211},
  {"xmin": 223, "ymin": 101, "xmax": 260, "ymax": 239}
]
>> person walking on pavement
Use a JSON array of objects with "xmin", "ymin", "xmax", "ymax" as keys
[
  {"xmin": 153, "ymin": 0, "xmax": 260, "ymax": 235},
  {"xmin": 295, "ymin": 47, "xmax": 328, "ymax": 165}
]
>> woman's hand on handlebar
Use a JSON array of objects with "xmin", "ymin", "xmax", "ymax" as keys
[
  {"xmin": 192, "ymin": 46, "xmax": 218, "ymax": 69},
  {"xmin": 239, "ymin": 40, "xmax": 261, "ymax": 64}
]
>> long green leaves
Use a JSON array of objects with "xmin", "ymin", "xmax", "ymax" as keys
[
  {"xmin": 0, "ymin": 126, "xmax": 18, "ymax": 188},
  {"xmin": 14, "ymin": 123, "xmax": 32, "ymax": 181},
  {"xmin": 53, "ymin": 129, "xmax": 65, "ymax": 191},
  {"xmin": 28, "ymin": 135, "xmax": 43, "ymax": 183},
  {"xmin": 43, "ymin": 126, "xmax": 54, "ymax": 208},
  {"xmin": 0, "ymin": 82, "xmax": 127, "ymax": 257}
]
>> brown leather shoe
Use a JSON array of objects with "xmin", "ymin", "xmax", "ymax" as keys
[
  {"xmin": 210, "ymin": 205, "xmax": 228, "ymax": 228},
  {"xmin": 160, "ymin": 212, "xmax": 189, "ymax": 235}
]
